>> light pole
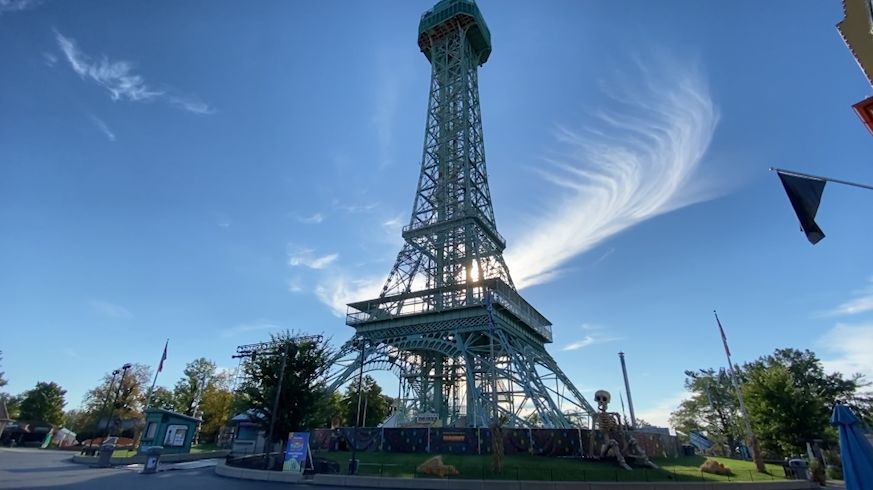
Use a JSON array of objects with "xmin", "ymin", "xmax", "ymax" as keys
[
  {"xmin": 105, "ymin": 363, "xmax": 132, "ymax": 439},
  {"xmin": 89, "ymin": 369, "xmax": 120, "ymax": 450},
  {"xmin": 267, "ymin": 343, "xmax": 291, "ymax": 458},
  {"xmin": 349, "ymin": 338, "xmax": 366, "ymax": 475}
]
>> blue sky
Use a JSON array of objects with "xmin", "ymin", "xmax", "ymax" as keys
[{"xmin": 2, "ymin": 0, "xmax": 873, "ymax": 428}]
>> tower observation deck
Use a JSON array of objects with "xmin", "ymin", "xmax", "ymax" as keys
[{"xmin": 325, "ymin": 0, "xmax": 595, "ymax": 429}]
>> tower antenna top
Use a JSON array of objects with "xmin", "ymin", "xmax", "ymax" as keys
[{"xmin": 419, "ymin": 0, "xmax": 491, "ymax": 65}]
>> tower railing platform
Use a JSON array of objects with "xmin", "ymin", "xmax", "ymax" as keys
[{"xmin": 346, "ymin": 278, "xmax": 552, "ymax": 343}]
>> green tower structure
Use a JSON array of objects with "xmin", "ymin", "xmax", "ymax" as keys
[{"xmin": 326, "ymin": 0, "xmax": 595, "ymax": 429}]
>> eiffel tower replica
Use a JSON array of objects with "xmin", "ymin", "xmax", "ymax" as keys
[{"xmin": 326, "ymin": 0, "xmax": 595, "ymax": 428}]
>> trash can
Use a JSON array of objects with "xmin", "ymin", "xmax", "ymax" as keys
[
  {"xmin": 141, "ymin": 446, "xmax": 164, "ymax": 474},
  {"xmin": 788, "ymin": 458, "xmax": 809, "ymax": 479},
  {"xmin": 96, "ymin": 443, "xmax": 116, "ymax": 468}
]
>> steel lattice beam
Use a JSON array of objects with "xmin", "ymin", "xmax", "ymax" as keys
[{"xmin": 327, "ymin": 0, "xmax": 594, "ymax": 429}]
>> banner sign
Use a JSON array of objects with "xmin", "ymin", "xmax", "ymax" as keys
[{"xmin": 283, "ymin": 432, "xmax": 311, "ymax": 473}]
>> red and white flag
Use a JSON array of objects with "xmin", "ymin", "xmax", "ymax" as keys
[{"xmin": 158, "ymin": 340, "xmax": 168, "ymax": 373}]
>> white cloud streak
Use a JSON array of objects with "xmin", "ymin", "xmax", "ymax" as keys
[
  {"xmin": 90, "ymin": 300, "xmax": 132, "ymax": 319},
  {"xmin": 221, "ymin": 321, "xmax": 283, "ymax": 338},
  {"xmin": 561, "ymin": 325, "xmax": 623, "ymax": 351},
  {"xmin": 635, "ymin": 391, "xmax": 688, "ymax": 430},
  {"xmin": 0, "ymin": 0, "xmax": 40, "ymax": 15},
  {"xmin": 288, "ymin": 247, "xmax": 338, "ymax": 270},
  {"xmin": 819, "ymin": 322, "xmax": 873, "ymax": 380},
  {"xmin": 315, "ymin": 275, "xmax": 384, "ymax": 317},
  {"xmin": 88, "ymin": 114, "xmax": 116, "ymax": 141},
  {"xmin": 506, "ymin": 58, "xmax": 719, "ymax": 288},
  {"xmin": 55, "ymin": 31, "xmax": 214, "ymax": 114},
  {"xmin": 296, "ymin": 213, "xmax": 324, "ymax": 224},
  {"xmin": 43, "ymin": 52, "xmax": 58, "ymax": 67},
  {"xmin": 830, "ymin": 277, "xmax": 873, "ymax": 316}
]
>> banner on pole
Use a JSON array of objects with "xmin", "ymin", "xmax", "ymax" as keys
[{"xmin": 283, "ymin": 432, "xmax": 311, "ymax": 473}]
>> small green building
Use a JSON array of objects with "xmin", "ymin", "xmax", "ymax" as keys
[{"xmin": 139, "ymin": 408, "xmax": 201, "ymax": 454}]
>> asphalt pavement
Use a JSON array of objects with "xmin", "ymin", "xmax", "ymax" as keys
[{"xmin": 0, "ymin": 448, "xmax": 304, "ymax": 489}]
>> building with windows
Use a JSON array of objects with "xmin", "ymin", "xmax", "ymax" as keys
[{"xmin": 139, "ymin": 408, "xmax": 201, "ymax": 454}]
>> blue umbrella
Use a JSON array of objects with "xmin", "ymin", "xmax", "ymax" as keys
[{"xmin": 831, "ymin": 404, "xmax": 873, "ymax": 490}]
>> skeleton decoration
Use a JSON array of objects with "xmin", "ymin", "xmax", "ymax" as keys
[{"xmin": 591, "ymin": 390, "xmax": 659, "ymax": 470}]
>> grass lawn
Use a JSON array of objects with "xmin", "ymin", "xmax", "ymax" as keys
[{"xmin": 317, "ymin": 452, "xmax": 787, "ymax": 482}]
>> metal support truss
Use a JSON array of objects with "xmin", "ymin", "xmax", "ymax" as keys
[{"xmin": 327, "ymin": 1, "xmax": 594, "ymax": 429}]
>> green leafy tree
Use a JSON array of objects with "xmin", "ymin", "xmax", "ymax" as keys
[
  {"xmin": 199, "ymin": 383, "xmax": 234, "ymax": 442},
  {"xmin": 237, "ymin": 331, "xmax": 333, "ymax": 447},
  {"xmin": 79, "ymin": 364, "xmax": 152, "ymax": 436},
  {"xmin": 0, "ymin": 350, "xmax": 7, "ymax": 389},
  {"xmin": 311, "ymin": 391, "xmax": 345, "ymax": 428},
  {"xmin": 19, "ymin": 381, "xmax": 67, "ymax": 426},
  {"xmin": 670, "ymin": 368, "xmax": 744, "ymax": 456},
  {"xmin": 148, "ymin": 386, "xmax": 176, "ymax": 411},
  {"xmin": 342, "ymin": 375, "xmax": 391, "ymax": 427},
  {"xmin": 173, "ymin": 358, "xmax": 218, "ymax": 414},
  {"xmin": 743, "ymin": 348, "xmax": 871, "ymax": 455},
  {"xmin": 64, "ymin": 409, "xmax": 89, "ymax": 433},
  {"xmin": 1, "ymin": 393, "xmax": 21, "ymax": 420},
  {"xmin": 171, "ymin": 358, "xmax": 234, "ymax": 442}
]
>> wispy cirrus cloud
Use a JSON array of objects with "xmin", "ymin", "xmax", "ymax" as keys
[
  {"xmin": 506, "ymin": 56, "xmax": 720, "ymax": 288},
  {"xmin": 90, "ymin": 300, "xmax": 132, "ymax": 319},
  {"xmin": 296, "ymin": 213, "xmax": 324, "ymax": 224},
  {"xmin": 370, "ymin": 48, "xmax": 414, "ymax": 169},
  {"xmin": 315, "ymin": 274, "xmax": 384, "ymax": 317},
  {"xmin": 55, "ymin": 31, "xmax": 214, "ymax": 114},
  {"xmin": 42, "ymin": 51, "xmax": 58, "ymax": 67},
  {"xmin": 829, "ymin": 276, "xmax": 873, "ymax": 316},
  {"xmin": 221, "ymin": 321, "xmax": 283, "ymax": 338},
  {"xmin": 819, "ymin": 322, "xmax": 873, "ymax": 380},
  {"xmin": 636, "ymin": 391, "xmax": 687, "ymax": 430},
  {"xmin": 561, "ymin": 324, "xmax": 623, "ymax": 351},
  {"xmin": 288, "ymin": 246, "xmax": 338, "ymax": 270},
  {"xmin": 88, "ymin": 114, "xmax": 116, "ymax": 141},
  {"xmin": 0, "ymin": 0, "xmax": 41, "ymax": 15}
]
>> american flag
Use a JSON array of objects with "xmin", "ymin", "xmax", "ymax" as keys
[
  {"xmin": 714, "ymin": 312, "xmax": 731, "ymax": 357},
  {"xmin": 158, "ymin": 340, "xmax": 168, "ymax": 373}
]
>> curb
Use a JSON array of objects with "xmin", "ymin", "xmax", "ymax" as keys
[
  {"xmin": 214, "ymin": 461, "xmax": 304, "ymax": 483},
  {"xmin": 310, "ymin": 474, "xmax": 820, "ymax": 490},
  {"xmin": 71, "ymin": 450, "xmax": 230, "ymax": 467}
]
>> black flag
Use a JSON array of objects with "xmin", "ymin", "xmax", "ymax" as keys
[{"xmin": 777, "ymin": 171, "xmax": 826, "ymax": 244}]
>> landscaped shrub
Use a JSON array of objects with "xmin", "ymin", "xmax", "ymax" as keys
[{"xmin": 699, "ymin": 459, "xmax": 733, "ymax": 476}]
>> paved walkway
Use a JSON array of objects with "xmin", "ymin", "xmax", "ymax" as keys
[{"xmin": 0, "ymin": 448, "xmax": 316, "ymax": 490}]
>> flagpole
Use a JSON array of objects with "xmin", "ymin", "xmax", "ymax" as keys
[
  {"xmin": 769, "ymin": 167, "xmax": 873, "ymax": 191},
  {"xmin": 145, "ymin": 338, "xmax": 168, "ymax": 409},
  {"xmin": 714, "ymin": 311, "xmax": 766, "ymax": 473}
]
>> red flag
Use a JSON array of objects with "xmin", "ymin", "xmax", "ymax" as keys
[
  {"xmin": 158, "ymin": 340, "xmax": 168, "ymax": 373},
  {"xmin": 715, "ymin": 313, "xmax": 731, "ymax": 357}
]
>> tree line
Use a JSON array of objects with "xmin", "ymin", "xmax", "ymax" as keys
[
  {"xmin": 670, "ymin": 347, "xmax": 872, "ymax": 457},
  {"xmin": 1, "ymin": 333, "xmax": 392, "ymax": 448}
]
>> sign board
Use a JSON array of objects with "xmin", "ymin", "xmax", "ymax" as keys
[
  {"xmin": 415, "ymin": 412, "xmax": 438, "ymax": 425},
  {"xmin": 283, "ymin": 432, "xmax": 311, "ymax": 473},
  {"xmin": 689, "ymin": 431, "xmax": 713, "ymax": 450}
]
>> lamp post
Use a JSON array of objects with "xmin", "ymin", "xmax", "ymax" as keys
[
  {"xmin": 349, "ymin": 338, "xmax": 367, "ymax": 475},
  {"xmin": 267, "ymin": 343, "xmax": 291, "ymax": 459},
  {"xmin": 89, "ymin": 369, "xmax": 120, "ymax": 450},
  {"xmin": 105, "ymin": 363, "xmax": 132, "ymax": 438}
]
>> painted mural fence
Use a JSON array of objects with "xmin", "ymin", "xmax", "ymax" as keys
[{"xmin": 310, "ymin": 428, "xmax": 679, "ymax": 458}]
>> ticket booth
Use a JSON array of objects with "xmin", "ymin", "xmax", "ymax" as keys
[{"xmin": 139, "ymin": 408, "xmax": 201, "ymax": 455}]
